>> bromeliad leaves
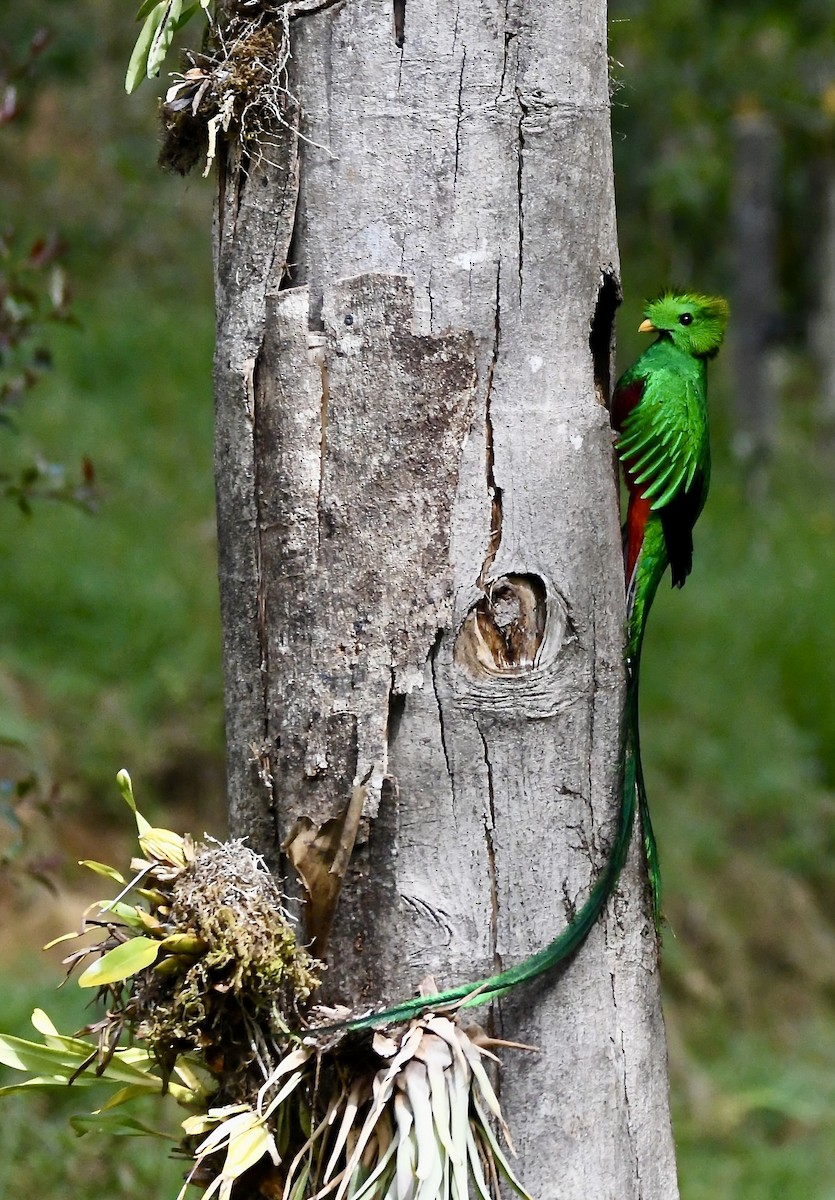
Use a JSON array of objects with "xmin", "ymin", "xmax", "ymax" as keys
[
  {"xmin": 173, "ymin": 1017, "xmax": 534, "ymax": 1200},
  {"xmin": 125, "ymin": 0, "xmax": 209, "ymax": 94}
]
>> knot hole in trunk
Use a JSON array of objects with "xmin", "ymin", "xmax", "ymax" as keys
[{"xmin": 454, "ymin": 573, "xmax": 547, "ymax": 678}]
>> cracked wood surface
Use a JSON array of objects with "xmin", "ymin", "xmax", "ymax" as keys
[{"xmin": 213, "ymin": 1, "xmax": 679, "ymax": 1196}]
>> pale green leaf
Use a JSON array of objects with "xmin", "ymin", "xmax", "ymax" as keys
[
  {"xmin": 323, "ymin": 1079, "xmax": 364, "ymax": 1183},
  {"xmin": 401, "ymin": 1062, "xmax": 434, "ymax": 1183},
  {"xmin": 147, "ymin": 0, "xmax": 184, "ymax": 81},
  {"xmin": 114, "ymin": 1046, "xmax": 158, "ymax": 1067},
  {"xmin": 471, "ymin": 1100, "xmax": 532, "ymax": 1200},
  {"xmin": 95, "ymin": 900, "xmax": 149, "ymax": 930},
  {"xmin": 31, "ymin": 1009, "xmax": 94, "ymax": 1055},
  {"xmin": 71, "ymin": 1110, "xmax": 175, "ymax": 1138},
  {"xmin": 117, "ymin": 768, "xmax": 153, "ymax": 835},
  {"xmin": 348, "ymin": 1131, "xmax": 399, "ymax": 1200},
  {"xmin": 42, "ymin": 929, "xmax": 82, "ymax": 950},
  {"xmin": 0, "ymin": 1034, "xmax": 89, "ymax": 1076},
  {"xmin": 459, "ymin": 1037, "xmax": 505, "ymax": 1132},
  {"xmin": 0, "ymin": 1076, "xmax": 88, "ymax": 1097},
  {"xmin": 223, "ymin": 1117, "xmax": 275, "ymax": 1178},
  {"xmin": 175, "ymin": 3, "xmax": 201, "ymax": 31},
  {"xmin": 202, "ymin": 1174, "xmax": 227, "ymax": 1200},
  {"xmin": 139, "ymin": 826, "xmax": 187, "ymax": 867},
  {"xmin": 465, "ymin": 1122, "xmax": 493, "ymax": 1200},
  {"xmin": 446, "ymin": 1055, "xmax": 470, "ymax": 1200},
  {"xmin": 172, "ymin": 1056, "xmax": 208, "ymax": 1096},
  {"xmin": 99, "ymin": 1084, "xmax": 153, "ymax": 1111},
  {"xmin": 182, "ymin": 1114, "xmax": 218, "ymax": 1137},
  {"xmin": 30, "ymin": 1009, "xmax": 60, "ymax": 1037},
  {"xmin": 0, "ymin": 1032, "xmax": 166, "ymax": 1089},
  {"xmin": 394, "ymin": 1093, "xmax": 416, "ymax": 1200},
  {"xmin": 287, "ymin": 1163, "xmax": 311, "ymax": 1200},
  {"xmin": 101, "ymin": 1056, "xmax": 172, "ymax": 1089},
  {"xmin": 79, "ymin": 860, "xmax": 126, "ymax": 884},
  {"xmin": 258, "ymin": 1046, "xmax": 311, "ymax": 1102},
  {"xmin": 182, "ymin": 1104, "xmax": 248, "ymax": 1136},
  {"xmin": 195, "ymin": 1109, "xmax": 260, "ymax": 1157},
  {"xmin": 262, "ymin": 1069, "xmax": 307, "ymax": 1120},
  {"xmin": 77, "ymin": 936, "xmax": 161, "ymax": 987},
  {"xmin": 424, "ymin": 1044, "xmax": 454, "ymax": 1161}
]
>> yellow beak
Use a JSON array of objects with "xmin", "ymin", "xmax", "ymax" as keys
[{"xmin": 638, "ymin": 319, "xmax": 656, "ymax": 333}]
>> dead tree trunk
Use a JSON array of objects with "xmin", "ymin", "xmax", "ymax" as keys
[
  {"xmin": 730, "ymin": 108, "xmax": 779, "ymax": 485},
  {"xmin": 213, "ymin": 1, "xmax": 679, "ymax": 1195}
]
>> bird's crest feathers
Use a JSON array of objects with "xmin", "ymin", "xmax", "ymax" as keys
[{"xmin": 643, "ymin": 291, "xmax": 729, "ymax": 358}]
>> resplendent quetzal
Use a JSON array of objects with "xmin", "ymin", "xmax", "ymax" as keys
[
  {"xmin": 612, "ymin": 291, "xmax": 729, "ymax": 921},
  {"xmin": 331, "ymin": 292, "xmax": 729, "ymax": 1033}
]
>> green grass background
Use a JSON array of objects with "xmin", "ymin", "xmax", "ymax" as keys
[{"xmin": 2, "ymin": 5, "xmax": 835, "ymax": 1198}]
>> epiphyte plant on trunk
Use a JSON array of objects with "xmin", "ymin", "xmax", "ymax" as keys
[
  {"xmin": 0, "ymin": 773, "xmax": 534, "ymax": 1200},
  {"xmin": 125, "ymin": 0, "xmax": 212, "ymax": 95},
  {"xmin": 127, "ymin": 0, "xmax": 309, "ymax": 176}
]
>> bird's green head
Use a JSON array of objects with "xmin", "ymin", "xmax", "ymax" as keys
[{"xmin": 639, "ymin": 292, "xmax": 729, "ymax": 358}]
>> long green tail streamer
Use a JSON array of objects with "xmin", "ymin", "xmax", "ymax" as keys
[
  {"xmin": 329, "ymin": 685, "xmax": 642, "ymax": 1035},
  {"xmin": 317, "ymin": 541, "xmax": 668, "ymax": 1036}
]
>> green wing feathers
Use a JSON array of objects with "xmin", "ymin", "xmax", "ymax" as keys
[{"xmin": 617, "ymin": 368, "xmax": 706, "ymax": 512}]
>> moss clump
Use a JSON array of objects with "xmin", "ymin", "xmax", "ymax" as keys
[
  {"xmin": 158, "ymin": 13, "xmax": 295, "ymax": 175},
  {"xmin": 133, "ymin": 841, "xmax": 321, "ymax": 1086}
]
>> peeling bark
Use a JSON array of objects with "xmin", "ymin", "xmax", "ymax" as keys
[
  {"xmin": 254, "ymin": 274, "xmax": 477, "ymax": 944},
  {"xmin": 213, "ymin": 2, "xmax": 679, "ymax": 1196}
]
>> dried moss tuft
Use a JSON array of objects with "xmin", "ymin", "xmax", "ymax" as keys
[
  {"xmin": 158, "ymin": 12, "xmax": 296, "ymax": 175},
  {"xmin": 133, "ymin": 841, "xmax": 321, "ymax": 1087}
]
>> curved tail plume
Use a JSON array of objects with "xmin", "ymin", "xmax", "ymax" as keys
[{"xmin": 330, "ymin": 700, "xmax": 640, "ymax": 1034}]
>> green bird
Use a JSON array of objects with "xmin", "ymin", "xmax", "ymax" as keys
[
  {"xmin": 612, "ymin": 291, "xmax": 729, "ymax": 921},
  {"xmin": 328, "ymin": 291, "xmax": 728, "ymax": 1034}
]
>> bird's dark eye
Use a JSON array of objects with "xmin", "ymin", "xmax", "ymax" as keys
[{"xmin": 679, "ymin": 312, "xmax": 693, "ymax": 326}]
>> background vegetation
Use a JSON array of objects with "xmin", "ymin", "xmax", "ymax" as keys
[{"xmin": 1, "ymin": 1, "xmax": 834, "ymax": 1197}]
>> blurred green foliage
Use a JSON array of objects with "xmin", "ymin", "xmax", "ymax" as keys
[
  {"xmin": 0, "ymin": 278, "xmax": 222, "ymax": 805},
  {"xmin": 0, "ymin": 0, "xmax": 834, "ymax": 1198},
  {"xmin": 0, "ymin": 0, "xmax": 223, "ymax": 839},
  {"xmin": 0, "ymin": 34, "xmax": 97, "ymax": 517},
  {"xmin": 610, "ymin": 0, "xmax": 835, "ymax": 324},
  {"xmin": 639, "ymin": 389, "xmax": 835, "ymax": 1198},
  {"xmin": 0, "ymin": 970, "xmax": 187, "ymax": 1199}
]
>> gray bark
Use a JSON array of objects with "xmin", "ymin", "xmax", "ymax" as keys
[{"xmin": 213, "ymin": 1, "xmax": 679, "ymax": 1196}]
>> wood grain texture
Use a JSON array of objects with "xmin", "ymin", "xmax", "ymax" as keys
[{"xmin": 212, "ymin": 1, "xmax": 680, "ymax": 1196}]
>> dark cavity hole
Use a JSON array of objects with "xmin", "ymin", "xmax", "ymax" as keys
[
  {"xmin": 387, "ymin": 690, "xmax": 407, "ymax": 747},
  {"xmin": 394, "ymin": 0, "xmax": 406, "ymax": 47},
  {"xmin": 589, "ymin": 269, "xmax": 621, "ymax": 406}
]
